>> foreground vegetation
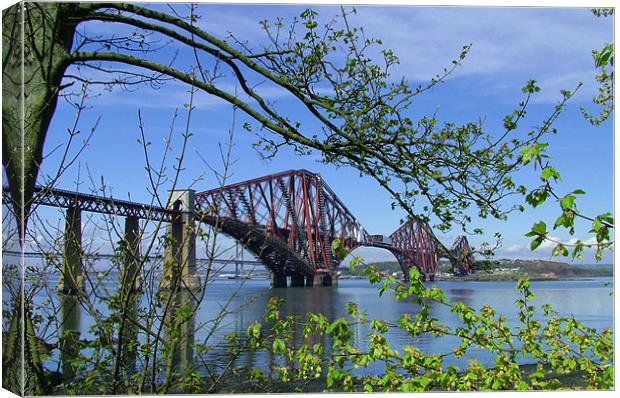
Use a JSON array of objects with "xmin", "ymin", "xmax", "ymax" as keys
[
  {"xmin": 10, "ymin": 267, "xmax": 612, "ymax": 394},
  {"xmin": 2, "ymin": 4, "xmax": 613, "ymax": 395},
  {"xmin": 241, "ymin": 265, "xmax": 612, "ymax": 392}
]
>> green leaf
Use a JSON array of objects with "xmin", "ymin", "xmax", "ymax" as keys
[
  {"xmin": 530, "ymin": 237, "xmax": 543, "ymax": 251},
  {"xmin": 541, "ymin": 166, "xmax": 561, "ymax": 180},
  {"xmin": 519, "ymin": 146, "xmax": 535, "ymax": 165},
  {"xmin": 552, "ymin": 244, "xmax": 569, "ymax": 257},
  {"xmin": 521, "ymin": 79, "xmax": 541, "ymax": 94},
  {"xmin": 560, "ymin": 195, "xmax": 575, "ymax": 210},
  {"xmin": 272, "ymin": 338, "xmax": 286, "ymax": 353},
  {"xmin": 596, "ymin": 226, "xmax": 610, "ymax": 243},
  {"xmin": 591, "ymin": 217, "xmax": 603, "ymax": 233},
  {"xmin": 418, "ymin": 377, "xmax": 432, "ymax": 389},
  {"xmin": 595, "ymin": 45, "xmax": 613, "ymax": 68},
  {"xmin": 348, "ymin": 256, "xmax": 362, "ymax": 272},
  {"xmin": 525, "ymin": 188, "xmax": 548, "ymax": 208},
  {"xmin": 408, "ymin": 267, "xmax": 421, "ymax": 281},
  {"xmin": 326, "ymin": 368, "xmax": 340, "ymax": 387},
  {"xmin": 531, "ymin": 221, "xmax": 547, "ymax": 235}
]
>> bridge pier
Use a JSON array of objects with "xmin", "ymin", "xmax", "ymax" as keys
[
  {"xmin": 59, "ymin": 293, "xmax": 81, "ymax": 383},
  {"xmin": 302, "ymin": 272, "xmax": 338, "ymax": 287},
  {"xmin": 290, "ymin": 273, "xmax": 305, "ymax": 287},
  {"xmin": 305, "ymin": 274, "xmax": 322, "ymax": 287},
  {"xmin": 161, "ymin": 190, "xmax": 199, "ymax": 291},
  {"xmin": 321, "ymin": 272, "xmax": 338, "ymax": 287},
  {"xmin": 59, "ymin": 206, "xmax": 84, "ymax": 295},
  {"xmin": 121, "ymin": 216, "xmax": 141, "ymax": 293},
  {"xmin": 117, "ymin": 217, "xmax": 142, "ymax": 374},
  {"xmin": 271, "ymin": 272, "xmax": 287, "ymax": 288},
  {"xmin": 163, "ymin": 290, "xmax": 196, "ymax": 373}
]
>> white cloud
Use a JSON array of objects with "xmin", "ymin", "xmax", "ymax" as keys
[
  {"xmin": 494, "ymin": 235, "xmax": 613, "ymax": 263},
  {"xmin": 503, "ymin": 243, "xmax": 524, "ymax": 254},
  {"xmin": 69, "ymin": 5, "xmax": 611, "ymax": 112},
  {"xmin": 346, "ymin": 6, "xmax": 610, "ymax": 102}
]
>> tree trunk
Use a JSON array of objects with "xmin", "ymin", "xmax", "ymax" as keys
[{"xmin": 2, "ymin": 2, "xmax": 79, "ymax": 233}]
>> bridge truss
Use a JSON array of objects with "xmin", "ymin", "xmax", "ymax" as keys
[
  {"xmin": 194, "ymin": 169, "xmax": 474, "ymax": 281},
  {"xmin": 195, "ymin": 170, "xmax": 369, "ymax": 281},
  {"xmin": 3, "ymin": 170, "xmax": 475, "ymax": 282},
  {"xmin": 2, "ymin": 185, "xmax": 177, "ymax": 222}
]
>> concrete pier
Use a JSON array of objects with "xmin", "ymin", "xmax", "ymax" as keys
[
  {"xmin": 118, "ymin": 296, "xmax": 139, "ymax": 374},
  {"xmin": 121, "ymin": 216, "xmax": 141, "ymax": 293},
  {"xmin": 59, "ymin": 207, "xmax": 84, "ymax": 294},
  {"xmin": 271, "ymin": 272, "xmax": 287, "ymax": 288},
  {"xmin": 163, "ymin": 290, "xmax": 195, "ymax": 373},
  {"xmin": 321, "ymin": 272, "xmax": 338, "ymax": 287},
  {"xmin": 162, "ymin": 190, "xmax": 199, "ymax": 291},
  {"xmin": 290, "ymin": 273, "xmax": 305, "ymax": 287},
  {"xmin": 59, "ymin": 294, "xmax": 81, "ymax": 383}
]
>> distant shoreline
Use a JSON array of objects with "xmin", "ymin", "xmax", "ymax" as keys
[
  {"xmin": 338, "ymin": 273, "xmax": 612, "ymax": 282},
  {"xmin": 341, "ymin": 258, "xmax": 613, "ymax": 282},
  {"xmin": 434, "ymin": 272, "xmax": 612, "ymax": 282}
]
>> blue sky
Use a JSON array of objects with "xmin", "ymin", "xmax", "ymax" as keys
[{"xmin": 31, "ymin": 2, "xmax": 614, "ymax": 264}]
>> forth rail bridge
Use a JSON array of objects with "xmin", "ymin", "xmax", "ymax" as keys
[{"xmin": 2, "ymin": 169, "xmax": 474, "ymax": 293}]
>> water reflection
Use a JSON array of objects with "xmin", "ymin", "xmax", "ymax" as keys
[
  {"xmin": 58, "ymin": 294, "xmax": 81, "ymax": 383},
  {"xmin": 119, "ymin": 295, "xmax": 140, "ymax": 374},
  {"xmin": 162, "ymin": 290, "xmax": 196, "ymax": 373},
  {"xmin": 445, "ymin": 288, "xmax": 474, "ymax": 306},
  {"xmin": 27, "ymin": 276, "xmax": 614, "ymax": 381}
]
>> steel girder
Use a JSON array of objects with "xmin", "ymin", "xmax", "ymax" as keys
[
  {"xmin": 195, "ymin": 169, "xmax": 369, "ymax": 276},
  {"xmin": 388, "ymin": 218, "xmax": 439, "ymax": 279},
  {"xmin": 3, "ymin": 171, "xmax": 476, "ymax": 280},
  {"xmin": 2, "ymin": 185, "xmax": 178, "ymax": 221},
  {"xmin": 449, "ymin": 235, "xmax": 476, "ymax": 274}
]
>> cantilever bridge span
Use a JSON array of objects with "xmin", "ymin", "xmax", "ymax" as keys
[
  {"xmin": 2, "ymin": 169, "xmax": 474, "ymax": 288},
  {"xmin": 194, "ymin": 169, "xmax": 474, "ymax": 285}
]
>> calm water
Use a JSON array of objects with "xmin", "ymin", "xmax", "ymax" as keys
[
  {"xmin": 19, "ymin": 274, "xmax": 613, "ymax": 375},
  {"xmin": 195, "ymin": 277, "xmax": 614, "ymax": 371}
]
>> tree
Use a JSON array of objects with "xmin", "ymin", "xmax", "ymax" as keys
[
  {"xmin": 2, "ymin": 4, "xmax": 613, "ymax": 394},
  {"xmin": 3, "ymin": 2, "xmax": 560, "ymax": 239},
  {"xmin": 522, "ymin": 8, "xmax": 614, "ymax": 262},
  {"xmin": 582, "ymin": 8, "xmax": 614, "ymax": 125}
]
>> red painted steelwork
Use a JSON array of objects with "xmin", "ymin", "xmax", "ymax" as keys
[
  {"xmin": 388, "ymin": 217, "xmax": 439, "ymax": 279},
  {"xmin": 195, "ymin": 170, "xmax": 369, "ymax": 276},
  {"xmin": 2, "ymin": 171, "xmax": 476, "ymax": 280},
  {"xmin": 195, "ymin": 169, "xmax": 474, "ymax": 280},
  {"xmin": 450, "ymin": 235, "xmax": 476, "ymax": 274}
]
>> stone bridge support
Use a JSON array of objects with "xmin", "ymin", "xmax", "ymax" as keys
[
  {"xmin": 305, "ymin": 275, "xmax": 319, "ymax": 287},
  {"xmin": 271, "ymin": 272, "xmax": 287, "ymax": 288},
  {"xmin": 162, "ymin": 189, "xmax": 199, "ymax": 291},
  {"xmin": 59, "ymin": 206, "xmax": 83, "ymax": 294},
  {"xmin": 321, "ymin": 272, "xmax": 338, "ymax": 287},
  {"xmin": 59, "ymin": 294, "xmax": 81, "ymax": 383},
  {"xmin": 271, "ymin": 271, "xmax": 338, "ymax": 288},
  {"xmin": 163, "ymin": 290, "xmax": 196, "ymax": 373},
  {"xmin": 121, "ymin": 216, "xmax": 141, "ymax": 293},
  {"xmin": 290, "ymin": 273, "xmax": 305, "ymax": 287}
]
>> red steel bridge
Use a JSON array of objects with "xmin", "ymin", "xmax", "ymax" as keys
[
  {"xmin": 194, "ymin": 169, "xmax": 474, "ymax": 284},
  {"xmin": 2, "ymin": 169, "xmax": 474, "ymax": 286}
]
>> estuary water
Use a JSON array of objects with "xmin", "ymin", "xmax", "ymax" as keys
[
  {"xmin": 191, "ymin": 277, "xmax": 614, "ymax": 371},
  {"xmin": 18, "ymin": 273, "xmax": 613, "ymax": 376}
]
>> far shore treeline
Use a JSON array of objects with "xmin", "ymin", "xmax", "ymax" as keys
[{"xmin": 341, "ymin": 259, "xmax": 613, "ymax": 281}]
